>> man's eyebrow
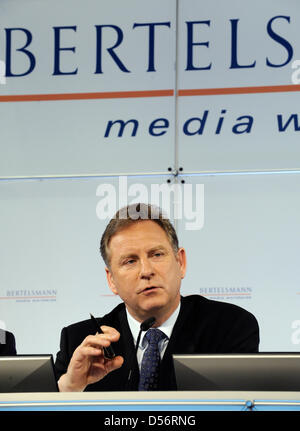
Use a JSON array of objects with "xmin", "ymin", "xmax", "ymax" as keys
[
  {"xmin": 117, "ymin": 246, "xmax": 168, "ymax": 262},
  {"xmin": 147, "ymin": 245, "xmax": 168, "ymax": 253},
  {"xmin": 118, "ymin": 253, "xmax": 138, "ymax": 264}
]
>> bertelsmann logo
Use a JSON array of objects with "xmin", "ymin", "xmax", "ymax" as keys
[
  {"xmin": 1, "ymin": 289, "xmax": 57, "ymax": 302},
  {"xmin": 199, "ymin": 286, "xmax": 252, "ymax": 300}
]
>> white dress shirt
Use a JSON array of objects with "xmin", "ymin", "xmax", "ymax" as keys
[{"xmin": 126, "ymin": 304, "xmax": 181, "ymax": 371}]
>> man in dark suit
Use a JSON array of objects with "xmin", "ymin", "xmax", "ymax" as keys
[
  {"xmin": 55, "ymin": 203, "xmax": 259, "ymax": 392},
  {"xmin": 0, "ymin": 329, "xmax": 17, "ymax": 355}
]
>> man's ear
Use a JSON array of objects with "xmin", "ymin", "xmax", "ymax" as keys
[
  {"xmin": 176, "ymin": 247, "xmax": 187, "ymax": 279},
  {"xmin": 105, "ymin": 267, "xmax": 118, "ymax": 295}
]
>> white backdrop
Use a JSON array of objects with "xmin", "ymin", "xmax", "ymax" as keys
[{"xmin": 0, "ymin": 0, "xmax": 300, "ymax": 356}]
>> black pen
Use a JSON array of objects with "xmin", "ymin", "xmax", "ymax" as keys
[{"xmin": 89, "ymin": 313, "xmax": 116, "ymax": 359}]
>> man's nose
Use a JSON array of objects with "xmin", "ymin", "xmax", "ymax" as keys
[{"xmin": 140, "ymin": 258, "xmax": 154, "ymax": 279}]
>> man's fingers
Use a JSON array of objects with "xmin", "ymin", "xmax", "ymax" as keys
[
  {"xmin": 81, "ymin": 332, "xmax": 118, "ymax": 349},
  {"xmin": 99, "ymin": 325, "xmax": 121, "ymax": 341},
  {"xmin": 59, "ymin": 326, "xmax": 124, "ymax": 392},
  {"xmin": 72, "ymin": 329, "xmax": 121, "ymax": 364},
  {"xmin": 78, "ymin": 345, "xmax": 106, "ymax": 357},
  {"xmin": 105, "ymin": 355, "xmax": 124, "ymax": 373}
]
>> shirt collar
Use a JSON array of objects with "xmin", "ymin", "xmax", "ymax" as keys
[{"xmin": 126, "ymin": 302, "xmax": 181, "ymax": 346}]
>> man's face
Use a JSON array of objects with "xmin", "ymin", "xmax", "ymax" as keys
[{"xmin": 105, "ymin": 220, "xmax": 186, "ymax": 324}]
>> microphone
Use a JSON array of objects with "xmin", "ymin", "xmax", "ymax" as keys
[
  {"xmin": 126, "ymin": 316, "xmax": 156, "ymax": 389},
  {"xmin": 138, "ymin": 316, "xmax": 156, "ymax": 342}
]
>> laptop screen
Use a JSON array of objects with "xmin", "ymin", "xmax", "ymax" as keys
[
  {"xmin": 0, "ymin": 355, "xmax": 58, "ymax": 393},
  {"xmin": 173, "ymin": 353, "xmax": 300, "ymax": 391}
]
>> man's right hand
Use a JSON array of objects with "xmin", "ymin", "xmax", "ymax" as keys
[{"xmin": 57, "ymin": 325, "xmax": 124, "ymax": 392}]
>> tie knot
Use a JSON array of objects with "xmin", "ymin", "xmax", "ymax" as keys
[{"xmin": 144, "ymin": 328, "xmax": 167, "ymax": 345}]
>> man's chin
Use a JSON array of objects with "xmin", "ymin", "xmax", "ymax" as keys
[
  {"xmin": 138, "ymin": 298, "xmax": 172, "ymax": 320},
  {"xmin": 134, "ymin": 292, "xmax": 180, "ymax": 323}
]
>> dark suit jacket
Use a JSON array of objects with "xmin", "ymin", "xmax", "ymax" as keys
[
  {"xmin": 0, "ymin": 330, "xmax": 17, "ymax": 356},
  {"xmin": 54, "ymin": 295, "xmax": 259, "ymax": 391}
]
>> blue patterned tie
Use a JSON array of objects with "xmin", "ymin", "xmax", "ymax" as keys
[{"xmin": 138, "ymin": 328, "xmax": 167, "ymax": 391}]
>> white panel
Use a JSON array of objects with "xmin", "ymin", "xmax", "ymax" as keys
[
  {"xmin": 177, "ymin": 92, "xmax": 300, "ymax": 172},
  {"xmin": 0, "ymin": 97, "xmax": 175, "ymax": 177},
  {"xmin": 178, "ymin": 0, "xmax": 300, "ymax": 88},
  {"xmin": 0, "ymin": 0, "xmax": 176, "ymax": 176},
  {"xmin": 0, "ymin": 174, "xmax": 176, "ymax": 356},
  {"xmin": 177, "ymin": 0, "xmax": 300, "ymax": 172},
  {"xmin": 1, "ymin": 0, "xmax": 175, "ymax": 94},
  {"xmin": 177, "ymin": 173, "xmax": 300, "ymax": 352}
]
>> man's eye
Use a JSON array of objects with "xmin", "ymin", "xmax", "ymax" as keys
[
  {"xmin": 154, "ymin": 252, "xmax": 164, "ymax": 257},
  {"xmin": 124, "ymin": 259, "xmax": 135, "ymax": 265}
]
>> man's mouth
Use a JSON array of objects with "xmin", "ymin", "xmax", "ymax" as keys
[{"xmin": 140, "ymin": 286, "xmax": 160, "ymax": 294}]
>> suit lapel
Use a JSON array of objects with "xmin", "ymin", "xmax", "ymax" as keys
[
  {"xmin": 159, "ymin": 297, "xmax": 196, "ymax": 389},
  {"xmin": 164, "ymin": 297, "xmax": 196, "ymax": 354},
  {"xmin": 116, "ymin": 307, "xmax": 140, "ymax": 390}
]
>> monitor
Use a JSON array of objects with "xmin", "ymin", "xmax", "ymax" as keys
[
  {"xmin": 173, "ymin": 353, "xmax": 300, "ymax": 391},
  {"xmin": 0, "ymin": 355, "xmax": 58, "ymax": 392}
]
